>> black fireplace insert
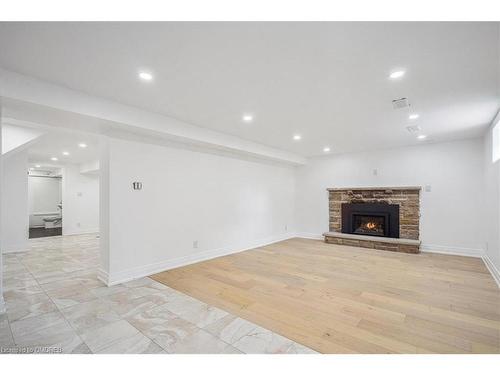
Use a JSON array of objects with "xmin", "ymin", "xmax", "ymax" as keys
[{"xmin": 341, "ymin": 203, "xmax": 399, "ymax": 238}]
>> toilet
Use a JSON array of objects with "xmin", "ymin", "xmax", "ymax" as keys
[{"xmin": 43, "ymin": 216, "xmax": 62, "ymax": 229}]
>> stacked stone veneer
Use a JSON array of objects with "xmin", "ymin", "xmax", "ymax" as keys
[{"xmin": 325, "ymin": 187, "xmax": 421, "ymax": 253}]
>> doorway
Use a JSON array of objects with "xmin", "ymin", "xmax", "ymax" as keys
[{"xmin": 28, "ymin": 167, "xmax": 63, "ymax": 238}]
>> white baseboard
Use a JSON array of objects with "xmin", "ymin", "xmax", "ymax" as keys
[
  {"xmin": 2, "ymin": 240, "xmax": 29, "ymax": 254},
  {"xmin": 482, "ymin": 253, "xmax": 500, "ymax": 288},
  {"xmin": 294, "ymin": 232, "xmax": 324, "ymax": 240},
  {"xmin": 63, "ymin": 228, "xmax": 99, "ymax": 236},
  {"xmin": 420, "ymin": 244, "xmax": 484, "ymax": 258},
  {"xmin": 104, "ymin": 233, "xmax": 295, "ymax": 286},
  {"xmin": 97, "ymin": 267, "xmax": 110, "ymax": 286},
  {"xmin": 295, "ymin": 232, "xmax": 487, "ymax": 259}
]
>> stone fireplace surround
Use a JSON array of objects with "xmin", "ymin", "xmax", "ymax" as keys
[{"xmin": 323, "ymin": 186, "xmax": 421, "ymax": 254}]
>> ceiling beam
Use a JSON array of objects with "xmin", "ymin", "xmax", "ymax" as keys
[{"xmin": 0, "ymin": 68, "xmax": 306, "ymax": 166}]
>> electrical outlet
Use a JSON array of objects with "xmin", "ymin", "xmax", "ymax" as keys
[
  {"xmin": 425, "ymin": 185, "xmax": 432, "ymax": 192},
  {"xmin": 77, "ymin": 192, "xmax": 83, "ymax": 197},
  {"xmin": 193, "ymin": 240, "xmax": 198, "ymax": 249},
  {"xmin": 373, "ymin": 169, "xmax": 378, "ymax": 176},
  {"xmin": 76, "ymin": 222, "xmax": 81, "ymax": 227},
  {"xmin": 285, "ymin": 224, "xmax": 288, "ymax": 232}
]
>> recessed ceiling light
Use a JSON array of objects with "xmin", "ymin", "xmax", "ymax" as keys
[
  {"xmin": 242, "ymin": 114, "xmax": 254, "ymax": 123},
  {"xmin": 35, "ymin": 165, "xmax": 41, "ymax": 168},
  {"xmin": 323, "ymin": 147, "xmax": 331, "ymax": 153},
  {"xmin": 389, "ymin": 70, "xmax": 405, "ymax": 79},
  {"xmin": 293, "ymin": 134, "xmax": 302, "ymax": 141},
  {"xmin": 78, "ymin": 143, "xmax": 87, "ymax": 148},
  {"xmin": 62, "ymin": 151, "xmax": 70, "ymax": 156},
  {"xmin": 409, "ymin": 114, "xmax": 419, "ymax": 120},
  {"xmin": 138, "ymin": 71, "xmax": 153, "ymax": 81},
  {"xmin": 417, "ymin": 134, "xmax": 427, "ymax": 140},
  {"xmin": 51, "ymin": 157, "xmax": 58, "ymax": 161}
]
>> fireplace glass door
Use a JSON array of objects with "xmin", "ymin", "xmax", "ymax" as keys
[
  {"xmin": 352, "ymin": 214, "xmax": 386, "ymax": 237},
  {"xmin": 341, "ymin": 202, "xmax": 400, "ymax": 238}
]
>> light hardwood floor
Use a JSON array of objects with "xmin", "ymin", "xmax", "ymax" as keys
[{"xmin": 152, "ymin": 238, "xmax": 500, "ymax": 353}]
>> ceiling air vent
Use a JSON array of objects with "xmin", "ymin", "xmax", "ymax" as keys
[
  {"xmin": 406, "ymin": 125, "xmax": 421, "ymax": 133},
  {"xmin": 392, "ymin": 97, "xmax": 410, "ymax": 109}
]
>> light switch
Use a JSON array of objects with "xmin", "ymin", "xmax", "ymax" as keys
[{"xmin": 425, "ymin": 185, "xmax": 432, "ymax": 192}]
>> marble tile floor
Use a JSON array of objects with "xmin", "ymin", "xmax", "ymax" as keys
[{"xmin": 0, "ymin": 234, "xmax": 317, "ymax": 354}]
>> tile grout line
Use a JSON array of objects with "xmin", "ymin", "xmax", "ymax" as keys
[
  {"xmin": 115, "ymin": 282, "xmax": 239, "ymax": 353},
  {"xmin": 16, "ymin": 239, "xmax": 95, "ymax": 353},
  {"xmin": 5, "ymin": 234, "xmax": 314, "ymax": 354},
  {"xmin": 86, "ymin": 280, "xmax": 186, "ymax": 353},
  {"xmin": 2, "ymin": 253, "xmax": 20, "ymax": 348},
  {"xmin": 5, "ymin": 251, "xmax": 33, "ymax": 347},
  {"xmin": 155, "ymin": 281, "xmax": 318, "ymax": 353},
  {"xmin": 118, "ymin": 292, "xmax": 191, "ymax": 353},
  {"xmin": 198, "ymin": 326, "xmax": 242, "ymax": 352},
  {"xmin": 44, "ymin": 272, "xmax": 100, "ymax": 353},
  {"xmin": 3, "ymin": 248, "xmax": 50, "ymax": 348},
  {"xmin": 144, "ymin": 277, "xmax": 315, "ymax": 352},
  {"xmin": 26, "ymin": 237, "xmax": 248, "ymax": 352}
]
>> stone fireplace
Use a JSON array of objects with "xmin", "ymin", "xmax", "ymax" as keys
[{"xmin": 323, "ymin": 187, "xmax": 421, "ymax": 253}]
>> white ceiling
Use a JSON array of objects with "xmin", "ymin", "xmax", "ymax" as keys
[
  {"xmin": 1, "ymin": 123, "xmax": 43, "ymax": 154},
  {"xmin": 0, "ymin": 22, "xmax": 498, "ymax": 157},
  {"xmin": 25, "ymin": 129, "xmax": 99, "ymax": 166}
]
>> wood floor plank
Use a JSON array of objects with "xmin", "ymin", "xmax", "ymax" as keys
[{"xmin": 151, "ymin": 238, "xmax": 500, "ymax": 353}]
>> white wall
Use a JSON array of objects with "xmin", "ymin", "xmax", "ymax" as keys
[
  {"xmin": 102, "ymin": 137, "xmax": 295, "ymax": 284},
  {"xmin": 0, "ymin": 118, "xmax": 4, "ymax": 312},
  {"xmin": 80, "ymin": 160, "xmax": 99, "ymax": 174},
  {"xmin": 295, "ymin": 138, "xmax": 485, "ymax": 255},
  {"xmin": 62, "ymin": 164, "xmax": 99, "ymax": 235},
  {"xmin": 1, "ymin": 123, "xmax": 43, "ymax": 155},
  {"xmin": 99, "ymin": 138, "xmax": 111, "ymax": 282},
  {"xmin": 28, "ymin": 176, "xmax": 62, "ymax": 227},
  {"xmin": 483, "ymin": 116, "xmax": 500, "ymax": 284},
  {"xmin": 1, "ymin": 150, "xmax": 29, "ymax": 252}
]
